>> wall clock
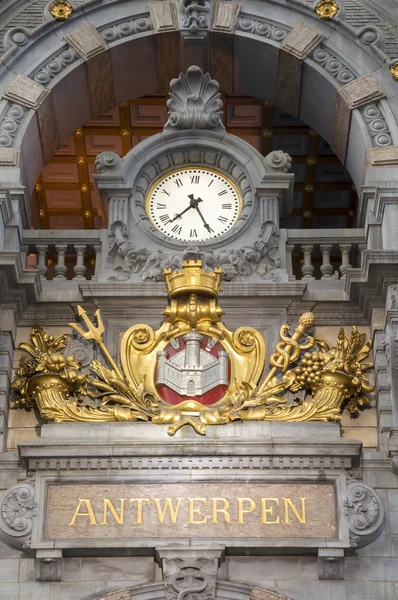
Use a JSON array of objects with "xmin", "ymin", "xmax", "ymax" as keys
[{"xmin": 146, "ymin": 167, "xmax": 242, "ymax": 243}]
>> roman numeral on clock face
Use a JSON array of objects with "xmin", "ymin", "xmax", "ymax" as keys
[
  {"xmin": 171, "ymin": 224, "xmax": 182, "ymax": 235},
  {"xmin": 218, "ymin": 215, "xmax": 228, "ymax": 223},
  {"xmin": 157, "ymin": 203, "xmax": 167, "ymax": 210},
  {"xmin": 222, "ymin": 203, "xmax": 232, "ymax": 209},
  {"xmin": 159, "ymin": 214, "xmax": 170, "ymax": 223},
  {"xmin": 218, "ymin": 190, "xmax": 227, "ymax": 196},
  {"xmin": 161, "ymin": 189, "xmax": 170, "ymax": 196},
  {"xmin": 190, "ymin": 229, "xmax": 197, "ymax": 238},
  {"xmin": 190, "ymin": 175, "xmax": 200, "ymax": 184},
  {"xmin": 174, "ymin": 179, "xmax": 183, "ymax": 188}
]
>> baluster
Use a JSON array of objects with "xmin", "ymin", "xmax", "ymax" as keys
[
  {"xmin": 286, "ymin": 244, "xmax": 295, "ymax": 281},
  {"xmin": 73, "ymin": 244, "xmax": 87, "ymax": 280},
  {"xmin": 339, "ymin": 244, "xmax": 352, "ymax": 279},
  {"xmin": 358, "ymin": 243, "xmax": 366, "ymax": 269},
  {"xmin": 320, "ymin": 244, "xmax": 333, "ymax": 279},
  {"xmin": 36, "ymin": 245, "xmax": 48, "ymax": 279},
  {"xmin": 54, "ymin": 244, "xmax": 68, "ymax": 280},
  {"xmin": 301, "ymin": 245, "xmax": 314, "ymax": 279},
  {"xmin": 91, "ymin": 244, "xmax": 102, "ymax": 281}
]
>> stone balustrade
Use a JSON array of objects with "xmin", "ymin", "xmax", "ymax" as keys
[
  {"xmin": 22, "ymin": 231, "xmax": 101, "ymax": 281},
  {"xmin": 286, "ymin": 229, "xmax": 366, "ymax": 281}
]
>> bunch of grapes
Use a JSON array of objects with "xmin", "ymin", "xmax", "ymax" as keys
[{"xmin": 292, "ymin": 351, "xmax": 331, "ymax": 391}]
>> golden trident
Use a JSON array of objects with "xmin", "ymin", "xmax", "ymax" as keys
[{"xmin": 69, "ymin": 305, "xmax": 124, "ymax": 379}]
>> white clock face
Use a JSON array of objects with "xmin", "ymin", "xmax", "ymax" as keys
[{"xmin": 147, "ymin": 167, "xmax": 241, "ymax": 242}]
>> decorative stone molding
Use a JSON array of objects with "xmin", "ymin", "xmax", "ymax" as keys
[
  {"xmin": 365, "ymin": 146, "xmax": 398, "ymax": 168},
  {"xmin": 277, "ymin": 21, "xmax": 323, "ymax": 118},
  {"xmin": 211, "ymin": 1, "xmax": 241, "ymax": 35},
  {"xmin": 108, "ymin": 221, "xmax": 280, "ymax": 282},
  {"xmin": 164, "ymin": 66, "xmax": 225, "ymax": 132},
  {"xmin": 0, "ymin": 147, "xmax": 20, "ymax": 166},
  {"xmin": 100, "ymin": 15, "xmax": 152, "ymax": 43},
  {"xmin": 338, "ymin": 74, "xmax": 385, "ymax": 110},
  {"xmin": 64, "ymin": 22, "xmax": 114, "ymax": 117},
  {"xmin": 64, "ymin": 22, "xmax": 108, "ymax": 60},
  {"xmin": 344, "ymin": 480, "xmax": 385, "ymax": 548},
  {"xmin": 236, "ymin": 15, "xmax": 288, "ymax": 43},
  {"xmin": 3, "ymin": 75, "xmax": 50, "ymax": 111},
  {"xmin": 0, "ymin": 479, "xmax": 37, "ymax": 550},
  {"xmin": 94, "ymin": 151, "xmax": 124, "ymax": 179},
  {"xmin": 263, "ymin": 150, "xmax": 292, "ymax": 174},
  {"xmin": 360, "ymin": 103, "xmax": 393, "ymax": 148},
  {"xmin": 179, "ymin": 0, "xmax": 211, "ymax": 33},
  {"xmin": 250, "ymin": 588, "xmax": 291, "ymax": 600},
  {"xmin": 0, "ymin": 103, "xmax": 26, "ymax": 148},
  {"xmin": 33, "ymin": 47, "xmax": 78, "ymax": 86},
  {"xmin": 156, "ymin": 546, "xmax": 225, "ymax": 600},
  {"xmin": 332, "ymin": 75, "xmax": 386, "ymax": 161},
  {"xmin": 280, "ymin": 21, "xmax": 324, "ymax": 60},
  {"xmin": 311, "ymin": 46, "xmax": 357, "ymax": 85},
  {"xmin": 3, "ymin": 27, "xmax": 31, "ymax": 52},
  {"xmin": 148, "ymin": 2, "xmax": 178, "ymax": 34}
]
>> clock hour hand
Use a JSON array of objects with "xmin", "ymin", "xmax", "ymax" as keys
[
  {"xmin": 194, "ymin": 202, "xmax": 214, "ymax": 234},
  {"xmin": 169, "ymin": 205, "xmax": 192, "ymax": 223},
  {"xmin": 169, "ymin": 195, "xmax": 203, "ymax": 223}
]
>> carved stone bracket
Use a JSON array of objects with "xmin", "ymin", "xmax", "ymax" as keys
[
  {"xmin": 156, "ymin": 546, "xmax": 225, "ymax": 600},
  {"xmin": 35, "ymin": 549, "xmax": 63, "ymax": 582},
  {"xmin": 0, "ymin": 478, "xmax": 37, "ymax": 550},
  {"xmin": 344, "ymin": 481, "xmax": 385, "ymax": 548},
  {"xmin": 318, "ymin": 549, "xmax": 344, "ymax": 580}
]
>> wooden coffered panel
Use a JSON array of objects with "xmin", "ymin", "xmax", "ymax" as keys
[{"xmin": 31, "ymin": 96, "xmax": 357, "ymax": 231}]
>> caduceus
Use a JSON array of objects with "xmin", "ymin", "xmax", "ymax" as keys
[
  {"xmin": 258, "ymin": 312, "xmax": 315, "ymax": 394},
  {"xmin": 69, "ymin": 306, "xmax": 124, "ymax": 379}
]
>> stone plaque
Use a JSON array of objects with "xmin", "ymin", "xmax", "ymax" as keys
[{"xmin": 45, "ymin": 482, "xmax": 336, "ymax": 540}]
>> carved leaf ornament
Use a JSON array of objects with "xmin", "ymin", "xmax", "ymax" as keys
[
  {"xmin": 11, "ymin": 261, "xmax": 374, "ymax": 435},
  {"xmin": 165, "ymin": 66, "xmax": 225, "ymax": 132}
]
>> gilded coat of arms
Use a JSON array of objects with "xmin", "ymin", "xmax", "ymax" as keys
[{"xmin": 12, "ymin": 261, "xmax": 374, "ymax": 434}]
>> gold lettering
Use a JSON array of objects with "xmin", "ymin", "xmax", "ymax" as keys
[
  {"xmin": 211, "ymin": 497, "xmax": 232, "ymax": 524},
  {"xmin": 129, "ymin": 498, "xmax": 150, "ymax": 525},
  {"xmin": 187, "ymin": 498, "xmax": 207, "ymax": 524},
  {"xmin": 283, "ymin": 498, "xmax": 306, "ymax": 524},
  {"xmin": 153, "ymin": 498, "xmax": 182, "ymax": 524},
  {"xmin": 237, "ymin": 498, "xmax": 256, "ymax": 524},
  {"xmin": 68, "ymin": 498, "xmax": 97, "ymax": 526},
  {"xmin": 101, "ymin": 498, "xmax": 126, "ymax": 525},
  {"xmin": 260, "ymin": 498, "xmax": 280, "ymax": 524}
]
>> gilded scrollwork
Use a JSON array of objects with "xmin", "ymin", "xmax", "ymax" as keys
[{"xmin": 12, "ymin": 261, "xmax": 374, "ymax": 435}]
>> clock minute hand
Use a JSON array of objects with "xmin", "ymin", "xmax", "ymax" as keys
[{"xmin": 194, "ymin": 202, "xmax": 214, "ymax": 234}]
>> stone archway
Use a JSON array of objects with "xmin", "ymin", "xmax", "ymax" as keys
[
  {"xmin": 0, "ymin": 0, "xmax": 397, "ymax": 230},
  {"xmin": 91, "ymin": 581, "xmax": 294, "ymax": 600}
]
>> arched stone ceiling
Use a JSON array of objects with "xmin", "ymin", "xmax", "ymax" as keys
[{"xmin": 32, "ymin": 95, "xmax": 356, "ymax": 231}]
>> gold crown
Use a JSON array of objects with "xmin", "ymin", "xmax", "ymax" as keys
[{"xmin": 164, "ymin": 260, "xmax": 222, "ymax": 298}]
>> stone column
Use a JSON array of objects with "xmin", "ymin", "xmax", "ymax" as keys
[
  {"xmin": 320, "ymin": 244, "xmax": 333, "ymax": 279},
  {"xmin": 301, "ymin": 244, "xmax": 314, "ymax": 280},
  {"xmin": 73, "ymin": 244, "xmax": 87, "ymax": 280}
]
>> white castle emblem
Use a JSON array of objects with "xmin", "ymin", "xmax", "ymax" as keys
[{"xmin": 156, "ymin": 331, "xmax": 228, "ymax": 397}]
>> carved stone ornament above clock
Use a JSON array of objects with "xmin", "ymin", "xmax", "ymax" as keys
[{"xmin": 93, "ymin": 66, "xmax": 294, "ymax": 283}]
